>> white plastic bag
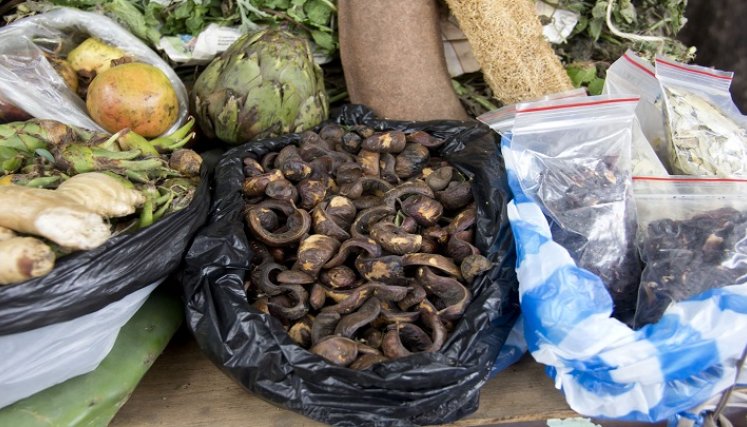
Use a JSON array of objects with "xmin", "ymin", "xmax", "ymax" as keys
[
  {"xmin": 603, "ymin": 51, "xmax": 669, "ymax": 177},
  {"xmin": 503, "ymin": 95, "xmax": 642, "ymax": 321},
  {"xmin": 633, "ymin": 177, "xmax": 747, "ymax": 327},
  {"xmin": 0, "ymin": 282, "xmax": 159, "ymax": 409},
  {"xmin": 0, "ymin": 8, "xmax": 188, "ymax": 135},
  {"xmin": 655, "ymin": 56, "xmax": 747, "ymax": 176}
]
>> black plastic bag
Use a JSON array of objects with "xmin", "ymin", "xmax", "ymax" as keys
[
  {"xmin": 181, "ymin": 105, "xmax": 520, "ymax": 426},
  {"xmin": 0, "ymin": 168, "xmax": 210, "ymax": 335}
]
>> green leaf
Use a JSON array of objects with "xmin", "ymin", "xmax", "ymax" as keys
[
  {"xmin": 566, "ymin": 63, "xmax": 597, "ymax": 87},
  {"xmin": 143, "ymin": 3, "xmax": 163, "ymax": 28},
  {"xmin": 587, "ymin": 77, "xmax": 605, "ymax": 95},
  {"xmin": 50, "ymin": 0, "xmax": 104, "ymax": 7},
  {"xmin": 573, "ymin": 15, "xmax": 589, "ymax": 35},
  {"xmin": 563, "ymin": 2, "xmax": 588, "ymax": 14},
  {"xmin": 310, "ymin": 29, "xmax": 335, "ymax": 51},
  {"xmin": 618, "ymin": 0, "xmax": 636, "ymax": 24},
  {"xmin": 591, "ymin": 1, "xmax": 608, "ymax": 19},
  {"xmin": 286, "ymin": 0, "xmax": 307, "ymax": 22},
  {"xmin": 34, "ymin": 148, "xmax": 55, "ymax": 163},
  {"xmin": 305, "ymin": 0, "xmax": 332, "ymax": 26},
  {"xmin": 186, "ymin": 10, "xmax": 207, "ymax": 34},
  {"xmin": 263, "ymin": 0, "xmax": 291, "ymax": 9},
  {"xmin": 102, "ymin": 0, "xmax": 162, "ymax": 45},
  {"xmin": 172, "ymin": 1, "xmax": 193, "ymax": 20},
  {"xmin": 588, "ymin": 18, "xmax": 603, "ymax": 41}
]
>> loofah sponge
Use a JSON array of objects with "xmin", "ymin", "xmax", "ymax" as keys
[{"xmin": 445, "ymin": 0, "xmax": 573, "ymax": 104}]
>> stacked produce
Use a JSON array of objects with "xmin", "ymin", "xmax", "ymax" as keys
[
  {"xmin": 0, "ymin": 117, "xmax": 201, "ymax": 285},
  {"xmin": 0, "ymin": 21, "xmax": 207, "ymax": 287},
  {"xmin": 241, "ymin": 124, "xmax": 492, "ymax": 368}
]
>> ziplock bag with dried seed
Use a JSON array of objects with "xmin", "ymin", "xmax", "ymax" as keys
[
  {"xmin": 656, "ymin": 56, "xmax": 747, "ymax": 176},
  {"xmin": 502, "ymin": 95, "xmax": 642, "ymax": 321},
  {"xmin": 633, "ymin": 176, "xmax": 747, "ymax": 327}
]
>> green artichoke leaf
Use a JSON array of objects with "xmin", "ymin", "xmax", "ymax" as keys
[
  {"xmin": 215, "ymin": 95, "xmax": 242, "ymax": 143},
  {"xmin": 292, "ymin": 95, "xmax": 327, "ymax": 133},
  {"xmin": 194, "ymin": 59, "xmax": 225, "ymax": 93},
  {"xmin": 242, "ymin": 80, "xmax": 283, "ymax": 140},
  {"xmin": 220, "ymin": 53, "xmax": 262, "ymax": 93},
  {"xmin": 279, "ymin": 84, "xmax": 302, "ymax": 127}
]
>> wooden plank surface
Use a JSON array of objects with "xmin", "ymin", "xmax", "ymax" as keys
[{"xmin": 111, "ymin": 328, "xmax": 578, "ymax": 426}]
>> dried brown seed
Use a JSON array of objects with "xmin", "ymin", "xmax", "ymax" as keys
[
  {"xmin": 293, "ymin": 235, "xmax": 340, "ymax": 276},
  {"xmin": 310, "ymin": 336, "xmax": 358, "ymax": 366},
  {"xmin": 297, "ymin": 178, "xmax": 327, "ymax": 210},
  {"xmin": 461, "ymin": 254, "xmax": 492, "ymax": 284},
  {"xmin": 334, "ymin": 297, "xmax": 381, "ymax": 338},
  {"xmin": 357, "ymin": 150, "xmax": 380, "ymax": 176},
  {"xmin": 370, "ymin": 222, "xmax": 422, "ymax": 255},
  {"xmin": 310, "ymin": 312, "xmax": 340, "ymax": 345},
  {"xmin": 437, "ymin": 181, "xmax": 473, "ymax": 210},
  {"xmin": 349, "ymin": 353, "xmax": 388, "ymax": 370},
  {"xmin": 406, "ymin": 130, "xmax": 445, "ymax": 148},
  {"xmin": 361, "ymin": 131, "xmax": 407, "ymax": 153},
  {"xmin": 401, "ymin": 195, "xmax": 443, "ymax": 226},
  {"xmin": 395, "ymin": 143, "xmax": 430, "ymax": 179},
  {"xmin": 320, "ymin": 265, "xmax": 358, "ymax": 289},
  {"xmin": 425, "ymin": 166, "xmax": 453, "ymax": 191}
]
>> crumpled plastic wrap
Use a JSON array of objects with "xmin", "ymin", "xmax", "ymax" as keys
[
  {"xmin": 0, "ymin": 8, "xmax": 188, "ymax": 135},
  {"xmin": 180, "ymin": 104, "xmax": 520, "ymax": 426}
]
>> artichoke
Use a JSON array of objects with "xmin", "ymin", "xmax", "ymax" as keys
[{"xmin": 191, "ymin": 29, "xmax": 329, "ymax": 145}]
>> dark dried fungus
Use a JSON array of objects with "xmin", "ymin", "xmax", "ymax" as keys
[
  {"xmin": 538, "ymin": 157, "xmax": 641, "ymax": 320},
  {"xmin": 635, "ymin": 207, "xmax": 747, "ymax": 327}
]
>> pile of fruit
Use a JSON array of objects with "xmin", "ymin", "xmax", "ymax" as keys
[{"xmin": 0, "ymin": 36, "xmax": 201, "ymax": 285}]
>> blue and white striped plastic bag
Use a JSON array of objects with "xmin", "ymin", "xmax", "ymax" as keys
[{"xmin": 501, "ymin": 96, "xmax": 747, "ymax": 424}]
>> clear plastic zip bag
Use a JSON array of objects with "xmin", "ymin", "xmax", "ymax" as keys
[
  {"xmin": 503, "ymin": 95, "xmax": 642, "ymax": 320},
  {"xmin": 656, "ymin": 56, "xmax": 747, "ymax": 176},
  {"xmin": 477, "ymin": 88, "xmax": 587, "ymax": 136},
  {"xmin": 633, "ymin": 176, "xmax": 747, "ymax": 327},
  {"xmin": 604, "ymin": 51, "xmax": 669, "ymax": 177}
]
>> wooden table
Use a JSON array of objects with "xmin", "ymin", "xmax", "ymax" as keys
[{"xmin": 112, "ymin": 327, "xmax": 580, "ymax": 426}]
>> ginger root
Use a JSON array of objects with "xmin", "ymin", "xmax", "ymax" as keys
[
  {"xmin": 0, "ymin": 185, "xmax": 110, "ymax": 250},
  {"xmin": 0, "ymin": 226, "xmax": 14, "ymax": 241},
  {"xmin": 0, "ymin": 237, "xmax": 55, "ymax": 285},
  {"xmin": 56, "ymin": 172, "xmax": 145, "ymax": 217}
]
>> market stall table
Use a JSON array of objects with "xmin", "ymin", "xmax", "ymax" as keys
[{"xmin": 112, "ymin": 328, "xmax": 579, "ymax": 426}]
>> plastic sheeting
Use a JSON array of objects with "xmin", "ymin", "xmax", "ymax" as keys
[
  {"xmin": 0, "ymin": 282, "xmax": 159, "ymax": 408},
  {"xmin": 0, "ymin": 8, "xmax": 188, "ymax": 135},
  {"xmin": 181, "ymin": 104, "xmax": 520, "ymax": 426}
]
